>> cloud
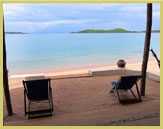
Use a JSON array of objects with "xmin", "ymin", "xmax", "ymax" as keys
[
  {"xmin": 5, "ymin": 19, "xmax": 97, "ymax": 32},
  {"xmin": 3, "ymin": 4, "xmax": 26, "ymax": 17},
  {"xmin": 121, "ymin": 6, "xmax": 146, "ymax": 13},
  {"xmin": 153, "ymin": 12, "xmax": 160, "ymax": 17},
  {"xmin": 3, "ymin": 4, "xmax": 26, "ymax": 11},
  {"xmin": 3, "ymin": 3, "xmax": 160, "ymax": 32}
]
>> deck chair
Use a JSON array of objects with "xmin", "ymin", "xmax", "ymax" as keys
[
  {"xmin": 23, "ymin": 78, "xmax": 53, "ymax": 119},
  {"xmin": 110, "ymin": 75, "xmax": 142, "ymax": 104}
]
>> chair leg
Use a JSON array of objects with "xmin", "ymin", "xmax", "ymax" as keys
[
  {"xmin": 49, "ymin": 88, "xmax": 54, "ymax": 112},
  {"xmin": 135, "ymin": 83, "xmax": 142, "ymax": 102},
  {"xmin": 110, "ymin": 87, "xmax": 115, "ymax": 93},
  {"xmin": 130, "ymin": 89, "xmax": 137, "ymax": 100},
  {"xmin": 48, "ymin": 100, "xmax": 52, "ymax": 115},
  {"xmin": 115, "ymin": 87, "xmax": 121, "ymax": 104},
  {"xmin": 51, "ymin": 95, "xmax": 54, "ymax": 112},
  {"xmin": 28, "ymin": 101, "xmax": 31, "ymax": 119},
  {"xmin": 24, "ymin": 91, "xmax": 27, "ymax": 116}
]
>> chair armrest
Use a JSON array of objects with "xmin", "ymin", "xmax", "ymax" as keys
[
  {"xmin": 49, "ymin": 86, "xmax": 52, "ymax": 91},
  {"xmin": 49, "ymin": 86, "xmax": 52, "ymax": 95}
]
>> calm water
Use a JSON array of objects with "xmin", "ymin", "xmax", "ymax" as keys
[{"xmin": 6, "ymin": 33, "xmax": 160, "ymax": 75}]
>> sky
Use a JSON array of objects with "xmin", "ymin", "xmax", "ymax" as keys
[{"xmin": 3, "ymin": 3, "xmax": 160, "ymax": 33}]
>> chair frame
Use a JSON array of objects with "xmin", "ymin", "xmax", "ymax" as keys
[
  {"xmin": 23, "ymin": 78, "xmax": 53, "ymax": 119},
  {"xmin": 110, "ymin": 75, "xmax": 142, "ymax": 104}
]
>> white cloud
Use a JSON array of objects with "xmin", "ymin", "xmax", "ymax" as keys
[
  {"xmin": 7, "ymin": 19, "xmax": 96, "ymax": 26},
  {"xmin": 3, "ymin": 3, "xmax": 160, "ymax": 32},
  {"xmin": 153, "ymin": 12, "xmax": 160, "ymax": 17},
  {"xmin": 3, "ymin": 4, "xmax": 26, "ymax": 17},
  {"xmin": 121, "ymin": 6, "xmax": 146, "ymax": 12},
  {"xmin": 3, "ymin": 4, "xmax": 26, "ymax": 11},
  {"xmin": 5, "ymin": 19, "xmax": 96, "ymax": 32}
]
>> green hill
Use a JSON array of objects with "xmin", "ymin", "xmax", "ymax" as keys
[
  {"xmin": 141, "ymin": 30, "xmax": 160, "ymax": 33},
  {"xmin": 71, "ymin": 28, "xmax": 160, "ymax": 33},
  {"xmin": 5, "ymin": 32, "xmax": 28, "ymax": 34}
]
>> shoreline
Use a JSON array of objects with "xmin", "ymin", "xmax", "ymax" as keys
[{"xmin": 9, "ymin": 60, "xmax": 160, "ymax": 78}]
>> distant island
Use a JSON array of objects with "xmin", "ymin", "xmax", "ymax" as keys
[
  {"xmin": 5, "ymin": 32, "xmax": 28, "ymax": 34},
  {"xmin": 71, "ymin": 28, "xmax": 160, "ymax": 33}
]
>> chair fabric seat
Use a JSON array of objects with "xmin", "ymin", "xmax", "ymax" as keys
[
  {"xmin": 25, "ymin": 80, "xmax": 49, "ymax": 100},
  {"xmin": 23, "ymin": 78, "xmax": 53, "ymax": 119},
  {"xmin": 110, "ymin": 75, "xmax": 142, "ymax": 104}
]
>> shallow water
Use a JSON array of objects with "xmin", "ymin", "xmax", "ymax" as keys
[{"xmin": 6, "ymin": 33, "xmax": 160, "ymax": 75}]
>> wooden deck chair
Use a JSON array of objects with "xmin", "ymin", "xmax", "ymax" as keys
[
  {"xmin": 23, "ymin": 78, "xmax": 53, "ymax": 119},
  {"xmin": 110, "ymin": 75, "xmax": 142, "ymax": 104}
]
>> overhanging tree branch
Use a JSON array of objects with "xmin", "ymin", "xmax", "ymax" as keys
[{"xmin": 150, "ymin": 48, "xmax": 160, "ymax": 68}]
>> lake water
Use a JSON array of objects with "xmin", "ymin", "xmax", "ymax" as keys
[{"xmin": 6, "ymin": 33, "xmax": 160, "ymax": 75}]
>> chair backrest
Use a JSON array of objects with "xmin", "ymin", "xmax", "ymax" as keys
[
  {"xmin": 117, "ymin": 75, "xmax": 141, "ymax": 90},
  {"xmin": 23, "ymin": 78, "xmax": 50, "ymax": 100}
]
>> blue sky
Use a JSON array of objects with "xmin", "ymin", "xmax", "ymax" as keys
[{"xmin": 3, "ymin": 3, "xmax": 160, "ymax": 33}]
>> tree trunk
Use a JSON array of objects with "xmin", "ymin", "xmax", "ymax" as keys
[
  {"xmin": 140, "ymin": 4, "xmax": 152, "ymax": 96},
  {"xmin": 3, "ymin": 18, "xmax": 13, "ymax": 116}
]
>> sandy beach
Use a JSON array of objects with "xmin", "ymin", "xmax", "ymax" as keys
[
  {"xmin": 3, "ymin": 3, "xmax": 160, "ymax": 126},
  {"xmin": 8, "ymin": 60, "xmax": 160, "ymax": 90},
  {"xmin": 44, "ymin": 60, "xmax": 160, "ymax": 76},
  {"xmin": 3, "ymin": 60, "xmax": 160, "ymax": 126}
]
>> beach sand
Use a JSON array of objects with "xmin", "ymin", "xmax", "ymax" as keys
[
  {"xmin": 8, "ymin": 60, "xmax": 160, "ymax": 90},
  {"xmin": 3, "ymin": 60, "xmax": 160, "ymax": 126},
  {"xmin": 44, "ymin": 60, "xmax": 160, "ymax": 76}
]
